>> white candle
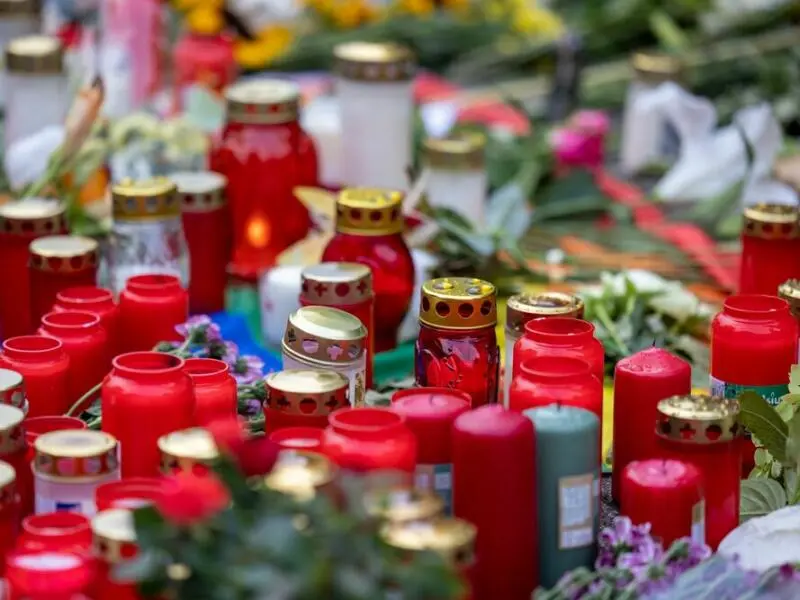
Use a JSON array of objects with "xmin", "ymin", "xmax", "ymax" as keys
[
  {"xmin": 301, "ymin": 96, "xmax": 343, "ymax": 188},
  {"xmin": 259, "ymin": 265, "xmax": 303, "ymax": 349},
  {"xmin": 0, "ymin": 0, "xmax": 40, "ymax": 110}
]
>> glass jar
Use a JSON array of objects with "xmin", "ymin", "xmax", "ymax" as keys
[
  {"xmin": 108, "ymin": 177, "xmax": 189, "ymax": 295},
  {"xmin": 0, "ymin": 402, "xmax": 29, "ymax": 519},
  {"xmin": 321, "ymin": 188, "xmax": 414, "ymax": 353},
  {"xmin": 334, "ymin": 41, "xmax": 415, "ymax": 190},
  {"xmin": 5, "ymin": 549, "xmax": 93, "ymax": 598},
  {"xmin": 157, "ymin": 427, "xmax": 218, "ymax": 476},
  {"xmin": 264, "ymin": 369, "xmax": 349, "ymax": 434},
  {"xmin": 101, "ymin": 352, "xmax": 193, "ymax": 478},
  {"xmin": 264, "ymin": 451, "xmax": 339, "ymax": 504},
  {"xmin": 182, "ymin": 358, "xmax": 237, "ymax": 426},
  {"xmin": 17, "ymin": 512, "xmax": 92, "ymax": 553},
  {"xmin": 0, "ymin": 461, "xmax": 19, "ymax": 574},
  {"xmin": 54, "ymin": 287, "xmax": 119, "ymax": 357},
  {"xmin": 28, "ymin": 236, "xmax": 99, "ymax": 329},
  {"xmin": 171, "ymin": 32, "xmax": 236, "ymax": 113},
  {"xmin": 0, "ymin": 198, "xmax": 66, "ymax": 339},
  {"xmin": 118, "ymin": 274, "xmax": 189, "ymax": 354},
  {"xmin": 91, "ymin": 508, "xmax": 140, "ymax": 600},
  {"xmin": 739, "ymin": 204, "xmax": 800, "ymax": 295},
  {"xmin": 656, "ymin": 394, "xmax": 741, "ymax": 549},
  {"xmin": 300, "ymin": 262, "xmax": 375, "ymax": 388},
  {"xmin": 95, "ymin": 478, "xmax": 164, "ymax": 512},
  {"xmin": 503, "ymin": 292, "xmax": 585, "ymax": 406},
  {"xmin": 3, "ymin": 35, "xmax": 68, "ymax": 151},
  {"xmin": 268, "ymin": 426, "xmax": 325, "ymax": 453},
  {"xmin": 0, "ymin": 336, "xmax": 69, "ymax": 418},
  {"xmin": 209, "ymin": 79, "xmax": 317, "ymax": 281},
  {"xmin": 171, "ymin": 171, "xmax": 231, "ymax": 315},
  {"xmin": 415, "ymin": 277, "xmax": 500, "ymax": 408},
  {"xmin": 282, "ymin": 306, "xmax": 367, "ymax": 406},
  {"xmin": 0, "ymin": 0, "xmax": 40, "ymax": 110}
]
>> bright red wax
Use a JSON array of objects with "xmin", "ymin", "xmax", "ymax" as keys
[
  {"xmin": 29, "ymin": 266, "xmax": 97, "ymax": 338},
  {"xmin": 101, "ymin": 353, "xmax": 194, "ymax": 477},
  {"xmin": 38, "ymin": 311, "xmax": 109, "ymax": 406},
  {"xmin": 0, "ymin": 462, "xmax": 19, "ymax": 575},
  {"xmin": 5, "ymin": 549, "xmax": 93, "ymax": 598},
  {"xmin": 181, "ymin": 203, "xmax": 232, "ymax": 315},
  {"xmin": 268, "ymin": 427, "xmax": 325, "ymax": 452},
  {"xmin": 0, "ymin": 337, "xmax": 69, "ymax": 418},
  {"xmin": 17, "ymin": 512, "xmax": 92, "ymax": 553},
  {"xmin": 452, "ymin": 405, "xmax": 538, "ymax": 600},
  {"xmin": 53, "ymin": 287, "xmax": 119, "ymax": 357},
  {"xmin": 2, "ymin": 437, "xmax": 31, "ymax": 521},
  {"xmin": 612, "ymin": 348, "xmax": 691, "ymax": 502},
  {"xmin": 621, "ymin": 459, "xmax": 704, "ymax": 547},
  {"xmin": 740, "ymin": 230, "xmax": 800, "ymax": 295},
  {"xmin": 118, "ymin": 275, "xmax": 188, "ymax": 353},
  {"xmin": 95, "ymin": 478, "xmax": 165, "ymax": 512},
  {"xmin": 172, "ymin": 33, "xmax": 237, "ymax": 114},
  {"xmin": 182, "ymin": 358, "xmax": 237, "ymax": 426},
  {"xmin": 264, "ymin": 404, "xmax": 332, "ymax": 434}
]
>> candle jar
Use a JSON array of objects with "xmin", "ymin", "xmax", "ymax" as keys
[
  {"xmin": 0, "ymin": 461, "xmax": 19, "ymax": 574},
  {"xmin": 334, "ymin": 41, "xmax": 415, "ymax": 189},
  {"xmin": 54, "ymin": 287, "xmax": 119, "ymax": 356},
  {"xmin": 28, "ymin": 235, "xmax": 99, "ymax": 328},
  {"xmin": 740, "ymin": 204, "xmax": 800, "ymax": 295},
  {"xmin": 95, "ymin": 478, "xmax": 164, "ymax": 512},
  {"xmin": 264, "ymin": 369, "xmax": 350, "ymax": 434},
  {"xmin": 171, "ymin": 171, "xmax": 231, "ymax": 314},
  {"xmin": 18, "ymin": 512, "xmax": 92, "ymax": 553},
  {"xmin": 268, "ymin": 426, "xmax": 325, "ymax": 453},
  {"xmin": 363, "ymin": 486, "xmax": 444, "ymax": 525},
  {"xmin": 209, "ymin": 79, "xmax": 317, "ymax": 280},
  {"xmin": 0, "ymin": 199, "xmax": 66, "ymax": 339},
  {"xmin": 322, "ymin": 188, "xmax": 414, "ymax": 353},
  {"xmin": 0, "ymin": 403, "xmax": 29, "ymax": 519},
  {"xmin": 656, "ymin": 394, "xmax": 741, "ymax": 549},
  {"xmin": 282, "ymin": 306, "xmax": 367, "ymax": 406},
  {"xmin": 157, "ymin": 428, "xmax": 218, "ymax": 476},
  {"xmin": 91, "ymin": 508, "xmax": 140, "ymax": 600},
  {"xmin": 300, "ymin": 262, "xmax": 375, "ymax": 389},
  {"xmin": 0, "ymin": 0, "xmax": 40, "ymax": 110},
  {"xmin": 182, "ymin": 358, "xmax": 237, "ymax": 426},
  {"xmin": 0, "ymin": 368, "xmax": 26, "ymax": 410},
  {"xmin": 33, "ymin": 429, "xmax": 120, "ymax": 516},
  {"xmin": 172, "ymin": 32, "xmax": 236, "ymax": 113},
  {"xmin": 415, "ymin": 277, "xmax": 500, "ymax": 408},
  {"xmin": 107, "ymin": 177, "xmax": 189, "ymax": 295},
  {"xmin": 264, "ymin": 451, "xmax": 339, "ymax": 504},
  {"xmin": 101, "ymin": 352, "xmax": 194, "ymax": 477},
  {"xmin": 118, "ymin": 274, "xmax": 189, "ymax": 353},
  {"xmin": 503, "ymin": 292, "xmax": 585, "ymax": 405},
  {"xmin": 260, "ymin": 265, "xmax": 303, "ymax": 349},
  {"xmin": 3, "ymin": 35, "xmax": 68, "ymax": 151},
  {"xmin": 0, "ymin": 336, "xmax": 69, "ymax": 418},
  {"xmin": 5, "ymin": 549, "xmax": 93, "ymax": 598}
]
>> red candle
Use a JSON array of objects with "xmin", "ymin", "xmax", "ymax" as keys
[
  {"xmin": 391, "ymin": 387, "xmax": 470, "ymax": 515},
  {"xmin": 268, "ymin": 426, "xmax": 325, "ymax": 452},
  {"xmin": 118, "ymin": 274, "xmax": 189, "ymax": 353},
  {"xmin": 0, "ymin": 336, "xmax": 69, "ymax": 418},
  {"xmin": 622, "ymin": 459, "xmax": 705, "ymax": 547},
  {"xmin": 612, "ymin": 347, "xmax": 691, "ymax": 502},
  {"xmin": 172, "ymin": 32, "xmax": 237, "ymax": 113},
  {"xmin": 5, "ymin": 549, "xmax": 93, "ymax": 598},
  {"xmin": 101, "ymin": 352, "xmax": 194, "ymax": 477},
  {"xmin": 38, "ymin": 311, "xmax": 109, "ymax": 406},
  {"xmin": 183, "ymin": 358, "xmax": 237, "ymax": 426},
  {"xmin": 0, "ymin": 461, "xmax": 19, "ymax": 574},
  {"xmin": 17, "ymin": 512, "xmax": 92, "ymax": 553},
  {"xmin": 91, "ymin": 508, "xmax": 141, "ymax": 600},
  {"xmin": 656, "ymin": 394, "xmax": 741, "ymax": 549},
  {"xmin": 95, "ymin": 477, "xmax": 164, "ymax": 512},
  {"xmin": 264, "ymin": 369, "xmax": 350, "ymax": 433},
  {"xmin": 739, "ymin": 204, "xmax": 800, "ymax": 295},
  {"xmin": 28, "ymin": 235, "xmax": 98, "ymax": 329},
  {"xmin": 54, "ymin": 287, "xmax": 119, "ymax": 356},
  {"xmin": 509, "ymin": 357, "xmax": 602, "ymax": 420},
  {"xmin": 0, "ymin": 404, "xmax": 30, "ymax": 522},
  {"xmin": 452, "ymin": 405, "xmax": 538, "ymax": 600}
]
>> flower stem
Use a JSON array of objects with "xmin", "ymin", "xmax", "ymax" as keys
[{"xmin": 65, "ymin": 382, "xmax": 102, "ymax": 417}]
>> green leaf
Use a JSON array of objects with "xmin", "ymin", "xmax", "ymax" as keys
[
  {"xmin": 740, "ymin": 478, "xmax": 787, "ymax": 522},
  {"xmin": 789, "ymin": 365, "xmax": 800, "ymax": 395},
  {"xmin": 785, "ymin": 413, "xmax": 800, "ymax": 469},
  {"xmin": 737, "ymin": 391, "xmax": 789, "ymax": 464}
]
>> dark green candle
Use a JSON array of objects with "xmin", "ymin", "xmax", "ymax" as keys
[{"xmin": 525, "ymin": 404, "xmax": 600, "ymax": 588}]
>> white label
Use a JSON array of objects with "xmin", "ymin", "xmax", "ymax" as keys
[
  {"xmin": 691, "ymin": 500, "xmax": 705, "ymax": 545},
  {"xmin": 558, "ymin": 473, "xmax": 594, "ymax": 550},
  {"xmin": 35, "ymin": 496, "xmax": 96, "ymax": 517}
]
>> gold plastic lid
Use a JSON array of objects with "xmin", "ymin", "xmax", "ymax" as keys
[
  {"xmin": 0, "ymin": 0, "xmax": 40, "ymax": 16},
  {"xmin": 743, "ymin": 203, "xmax": 800, "ymax": 239},
  {"xmin": 300, "ymin": 262, "xmax": 373, "ymax": 306},
  {"xmin": 92, "ymin": 509, "xmax": 137, "ymax": 564},
  {"xmin": 333, "ymin": 41, "xmax": 415, "ymax": 82},
  {"xmin": 364, "ymin": 487, "xmax": 445, "ymax": 524},
  {"xmin": 656, "ymin": 394, "xmax": 741, "ymax": 444},
  {"xmin": 111, "ymin": 177, "xmax": 180, "ymax": 221},
  {"xmin": 283, "ymin": 306, "xmax": 367, "ymax": 365},
  {"xmin": 631, "ymin": 51, "xmax": 682, "ymax": 83},
  {"xmin": 423, "ymin": 132, "xmax": 486, "ymax": 171},
  {"xmin": 264, "ymin": 450, "xmax": 338, "ymax": 502},
  {"xmin": 0, "ymin": 404, "xmax": 24, "ymax": 454},
  {"xmin": 381, "ymin": 518, "xmax": 476, "ymax": 566},
  {"xmin": 264, "ymin": 369, "xmax": 350, "ymax": 417},
  {"xmin": 0, "ymin": 198, "xmax": 65, "ymax": 236},
  {"xmin": 0, "ymin": 368, "xmax": 25, "ymax": 410},
  {"xmin": 34, "ymin": 429, "xmax": 119, "ymax": 480},
  {"xmin": 224, "ymin": 79, "xmax": 300, "ymax": 125},
  {"xmin": 158, "ymin": 428, "xmax": 219, "ymax": 475},
  {"xmin": 29, "ymin": 235, "xmax": 98, "ymax": 273},
  {"xmin": 5, "ymin": 35, "xmax": 63, "ymax": 74},
  {"xmin": 169, "ymin": 171, "xmax": 227, "ymax": 212},
  {"xmin": 0, "ymin": 460, "xmax": 15, "ymax": 510},
  {"xmin": 506, "ymin": 292, "xmax": 585, "ymax": 334},
  {"xmin": 779, "ymin": 279, "xmax": 800, "ymax": 314},
  {"xmin": 420, "ymin": 277, "xmax": 497, "ymax": 330},
  {"xmin": 335, "ymin": 188, "xmax": 404, "ymax": 236}
]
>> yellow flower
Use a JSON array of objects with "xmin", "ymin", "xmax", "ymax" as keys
[
  {"xmin": 173, "ymin": 0, "xmax": 223, "ymax": 12},
  {"xmin": 328, "ymin": 0, "xmax": 377, "ymax": 28},
  {"xmin": 185, "ymin": 5, "xmax": 224, "ymax": 35},
  {"xmin": 395, "ymin": 0, "xmax": 435, "ymax": 16},
  {"xmin": 234, "ymin": 26, "xmax": 294, "ymax": 70},
  {"xmin": 511, "ymin": 2, "xmax": 563, "ymax": 37},
  {"xmin": 441, "ymin": 0, "xmax": 471, "ymax": 15}
]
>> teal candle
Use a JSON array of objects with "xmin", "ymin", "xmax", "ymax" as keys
[{"xmin": 525, "ymin": 404, "xmax": 600, "ymax": 588}]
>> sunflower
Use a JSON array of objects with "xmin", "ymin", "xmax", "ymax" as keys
[
  {"xmin": 233, "ymin": 25, "xmax": 295, "ymax": 70},
  {"xmin": 185, "ymin": 4, "xmax": 225, "ymax": 35}
]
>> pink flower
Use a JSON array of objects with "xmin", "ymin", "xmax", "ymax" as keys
[
  {"xmin": 550, "ymin": 126, "xmax": 605, "ymax": 170},
  {"xmin": 157, "ymin": 471, "xmax": 230, "ymax": 526},
  {"xmin": 569, "ymin": 109, "xmax": 611, "ymax": 138}
]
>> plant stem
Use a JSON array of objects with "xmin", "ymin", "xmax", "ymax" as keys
[
  {"xmin": 594, "ymin": 303, "xmax": 631, "ymax": 356},
  {"xmin": 66, "ymin": 382, "xmax": 102, "ymax": 417}
]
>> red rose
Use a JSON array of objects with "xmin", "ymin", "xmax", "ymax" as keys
[
  {"xmin": 207, "ymin": 417, "xmax": 248, "ymax": 456},
  {"xmin": 157, "ymin": 471, "xmax": 230, "ymax": 526},
  {"xmin": 207, "ymin": 417, "xmax": 279, "ymax": 477}
]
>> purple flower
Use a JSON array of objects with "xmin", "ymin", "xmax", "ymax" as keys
[
  {"xmin": 222, "ymin": 341, "xmax": 240, "ymax": 363},
  {"xmin": 231, "ymin": 355, "xmax": 264, "ymax": 384},
  {"xmin": 175, "ymin": 315, "xmax": 222, "ymax": 343}
]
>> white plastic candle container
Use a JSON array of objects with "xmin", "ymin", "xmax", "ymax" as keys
[
  {"xmin": 0, "ymin": 0, "xmax": 40, "ymax": 109},
  {"xmin": 301, "ymin": 96, "xmax": 343, "ymax": 188},
  {"xmin": 259, "ymin": 265, "xmax": 303, "ymax": 349}
]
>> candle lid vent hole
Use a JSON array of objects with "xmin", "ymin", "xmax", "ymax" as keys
[
  {"xmin": 705, "ymin": 425, "xmax": 722, "ymax": 441},
  {"xmin": 435, "ymin": 302, "xmax": 450, "ymax": 317},
  {"xmin": 458, "ymin": 303, "xmax": 473, "ymax": 318}
]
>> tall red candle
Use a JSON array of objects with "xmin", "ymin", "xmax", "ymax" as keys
[
  {"xmin": 0, "ymin": 461, "xmax": 19, "ymax": 575},
  {"xmin": 183, "ymin": 358, "xmax": 237, "ymax": 426},
  {"xmin": 91, "ymin": 508, "xmax": 141, "ymax": 600},
  {"xmin": 264, "ymin": 369, "xmax": 350, "ymax": 433},
  {"xmin": 739, "ymin": 204, "xmax": 800, "ymax": 295},
  {"xmin": 391, "ymin": 387, "xmax": 471, "ymax": 515},
  {"xmin": 509, "ymin": 357, "xmax": 602, "ymax": 420},
  {"xmin": 452, "ymin": 405, "xmax": 538, "ymax": 600},
  {"xmin": 0, "ymin": 336, "xmax": 69, "ymax": 418},
  {"xmin": 118, "ymin": 274, "xmax": 189, "ymax": 353},
  {"xmin": 612, "ymin": 347, "xmax": 691, "ymax": 502},
  {"xmin": 622, "ymin": 459, "xmax": 705, "ymax": 547},
  {"xmin": 54, "ymin": 287, "xmax": 119, "ymax": 357}
]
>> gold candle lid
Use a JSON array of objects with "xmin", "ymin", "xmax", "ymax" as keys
[
  {"xmin": 29, "ymin": 235, "xmax": 98, "ymax": 273},
  {"xmin": 381, "ymin": 518, "xmax": 477, "ymax": 567},
  {"xmin": 0, "ymin": 404, "xmax": 24, "ymax": 454},
  {"xmin": 158, "ymin": 428, "xmax": 219, "ymax": 475},
  {"xmin": 264, "ymin": 450, "xmax": 338, "ymax": 502},
  {"xmin": 335, "ymin": 188, "xmax": 404, "ymax": 236},
  {"xmin": 224, "ymin": 79, "xmax": 300, "ymax": 125},
  {"xmin": 0, "ymin": 369, "xmax": 25, "ymax": 410},
  {"xmin": 92, "ymin": 509, "xmax": 137, "ymax": 564},
  {"xmin": 422, "ymin": 132, "xmax": 486, "ymax": 171},
  {"xmin": 283, "ymin": 306, "xmax": 367, "ymax": 365},
  {"xmin": 111, "ymin": 177, "xmax": 181, "ymax": 221},
  {"xmin": 506, "ymin": 292, "xmax": 584, "ymax": 334},
  {"xmin": 0, "ymin": 461, "xmax": 16, "ymax": 511},
  {"xmin": 169, "ymin": 171, "xmax": 227, "ymax": 212},
  {"xmin": 364, "ymin": 486, "xmax": 445, "ymax": 524},
  {"xmin": 779, "ymin": 279, "xmax": 800, "ymax": 315},
  {"xmin": 742, "ymin": 203, "xmax": 800, "ymax": 239},
  {"xmin": 5, "ymin": 35, "xmax": 63, "ymax": 74},
  {"xmin": 656, "ymin": 394, "xmax": 741, "ymax": 444},
  {"xmin": 333, "ymin": 41, "xmax": 415, "ymax": 83},
  {"xmin": 264, "ymin": 369, "xmax": 350, "ymax": 416},
  {"xmin": 0, "ymin": 198, "xmax": 65, "ymax": 236},
  {"xmin": 0, "ymin": 0, "xmax": 40, "ymax": 16},
  {"xmin": 630, "ymin": 51, "xmax": 683, "ymax": 83},
  {"xmin": 420, "ymin": 277, "xmax": 497, "ymax": 330},
  {"xmin": 300, "ymin": 262, "xmax": 373, "ymax": 306},
  {"xmin": 34, "ymin": 429, "xmax": 119, "ymax": 480}
]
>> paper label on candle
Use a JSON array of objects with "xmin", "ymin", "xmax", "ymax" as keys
[
  {"xmin": 691, "ymin": 500, "xmax": 705, "ymax": 545},
  {"xmin": 558, "ymin": 473, "xmax": 595, "ymax": 550},
  {"xmin": 415, "ymin": 463, "xmax": 453, "ymax": 515},
  {"xmin": 709, "ymin": 377, "xmax": 788, "ymax": 407},
  {"xmin": 35, "ymin": 497, "xmax": 95, "ymax": 517}
]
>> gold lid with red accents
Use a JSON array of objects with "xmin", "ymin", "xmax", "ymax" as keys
[
  {"xmin": 0, "ymin": 369, "xmax": 25, "ymax": 410},
  {"xmin": 0, "ymin": 461, "xmax": 16, "ymax": 510},
  {"xmin": 112, "ymin": 177, "xmax": 181, "ymax": 221},
  {"xmin": 158, "ymin": 428, "xmax": 218, "ymax": 475},
  {"xmin": 224, "ymin": 79, "xmax": 300, "ymax": 125},
  {"xmin": 264, "ymin": 369, "xmax": 350, "ymax": 417},
  {"xmin": 34, "ymin": 429, "xmax": 119, "ymax": 480},
  {"xmin": 656, "ymin": 394, "xmax": 741, "ymax": 444},
  {"xmin": 420, "ymin": 277, "xmax": 497, "ymax": 331},
  {"xmin": 381, "ymin": 518, "xmax": 477, "ymax": 567},
  {"xmin": 300, "ymin": 262, "xmax": 373, "ymax": 306},
  {"xmin": 742, "ymin": 204, "xmax": 800, "ymax": 239},
  {"xmin": 29, "ymin": 235, "xmax": 98, "ymax": 273},
  {"xmin": 364, "ymin": 486, "xmax": 445, "ymax": 525},
  {"xmin": 264, "ymin": 450, "xmax": 338, "ymax": 502},
  {"xmin": 335, "ymin": 188, "xmax": 404, "ymax": 236},
  {"xmin": 506, "ymin": 291, "xmax": 585, "ymax": 334},
  {"xmin": 0, "ymin": 404, "xmax": 24, "ymax": 454},
  {"xmin": 0, "ymin": 198, "xmax": 65, "ymax": 236},
  {"xmin": 169, "ymin": 171, "xmax": 227, "ymax": 212},
  {"xmin": 333, "ymin": 42, "xmax": 415, "ymax": 83},
  {"xmin": 92, "ymin": 509, "xmax": 138, "ymax": 564},
  {"xmin": 283, "ymin": 306, "xmax": 367, "ymax": 365}
]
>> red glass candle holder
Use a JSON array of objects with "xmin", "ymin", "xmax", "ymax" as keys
[
  {"xmin": 91, "ymin": 508, "xmax": 140, "ymax": 600},
  {"xmin": 101, "ymin": 352, "xmax": 194, "ymax": 477},
  {"xmin": 0, "ymin": 336, "xmax": 70, "ymax": 418},
  {"xmin": 268, "ymin": 426, "xmax": 325, "ymax": 452},
  {"xmin": 510, "ymin": 357, "xmax": 603, "ymax": 420},
  {"xmin": 183, "ymin": 358, "xmax": 237, "ymax": 426},
  {"xmin": 5, "ymin": 549, "xmax": 93, "ymax": 597},
  {"xmin": 18, "ymin": 512, "xmax": 92, "ymax": 553},
  {"xmin": 38, "ymin": 311, "xmax": 109, "ymax": 406},
  {"xmin": 739, "ymin": 204, "xmax": 800, "ymax": 295},
  {"xmin": 95, "ymin": 478, "xmax": 165, "ymax": 512},
  {"xmin": 264, "ymin": 369, "xmax": 350, "ymax": 434},
  {"xmin": 321, "ymin": 189, "xmax": 413, "ymax": 353},
  {"xmin": 0, "ymin": 404, "xmax": 31, "ymax": 521},
  {"xmin": 28, "ymin": 235, "xmax": 99, "ymax": 329},
  {"xmin": 415, "ymin": 278, "xmax": 500, "ymax": 408},
  {"xmin": 0, "ymin": 461, "xmax": 20, "ymax": 574},
  {"xmin": 54, "ymin": 287, "xmax": 119, "ymax": 357},
  {"xmin": 209, "ymin": 80, "xmax": 316, "ymax": 281},
  {"xmin": 24, "ymin": 416, "xmax": 87, "ymax": 447},
  {"xmin": 320, "ymin": 407, "xmax": 416, "ymax": 475},
  {"xmin": 118, "ymin": 275, "xmax": 189, "ymax": 353},
  {"xmin": 172, "ymin": 32, "xmax": 237, "ymax": 113}
]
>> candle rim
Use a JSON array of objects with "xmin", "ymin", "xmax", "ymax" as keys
[
  {"xmin": 125, "ymin": 274, "xmax": 183, "ymax": 294},
  {"xmin": 112, "ymin": 351, "xmax": 185, "ymax": 376},
  {"xmin": 182, "ymin": 357, "xmax": 230, "ymax": 381},
  {"xmin": 41, "ymin": 310, "xmax": 101, "ymax": 331},
  {"xmin": 2, "ymin": 335, "xmax": 63, "ymax": 358},
  {"xmin": 519, "ymin": 356, "xmax": 592, "ymax": 380},
  {"xmin": 268, "ymin": 426, "xmax": 325, "ymax": 450},
  {"xmin": 55, "ymin": 286, "xmax": 114, "ymax": 307},
  {"xmin": 22, "ymin": 511, "xmax": 91, "ymax": 539},
  {"xmin": 391, "ymin": 387, "xmax": 471, "ymax": 416},
  {"xmin": 723, "ymin": 294, "xmax": 790, "ymax": 319},
  {"xmin": 329, "ymin": 407, "xmax": 405, "ymax": 438},
  {"xmin": 523, "ymin": 316, "xmax": 595, "ymax": 342},
  {"xmin": 623, "ymin": 458, "xmax": 702, "ymax": 486}
]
